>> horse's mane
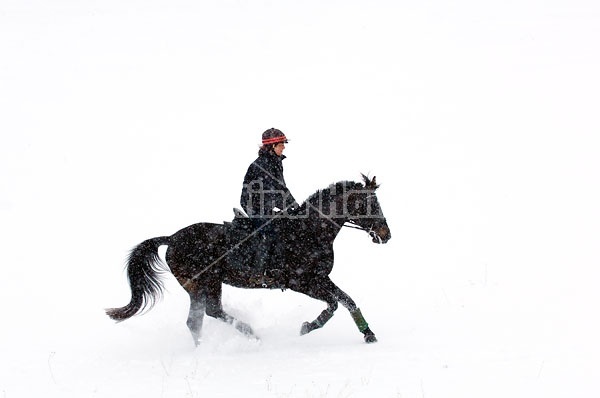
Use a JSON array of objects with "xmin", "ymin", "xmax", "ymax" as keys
[
  {"xmin": 298, "ymin": 180, "xmax": 363, "ymax": 213},
  {"xmin": 296, "ymin": 175, "xmax": 380, "ymax": 215}
]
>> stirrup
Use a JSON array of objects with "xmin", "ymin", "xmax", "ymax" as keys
[
  {"xmin": 265, "ymin": 268, "xmax": 284, "ymax": 278},
  {"xmin": 248, "ymin": 271, "xmax": 275, "ymax": 288}
]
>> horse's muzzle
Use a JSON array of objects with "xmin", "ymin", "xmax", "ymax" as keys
[{"xmin": 369, "ymin": 226, "xmax": 391, "ymax": 244}]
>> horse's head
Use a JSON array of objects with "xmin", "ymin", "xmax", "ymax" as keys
[
  {"xmin": 344, "ymin": 174, "xmax": 391, "ymax": 244},
  {"xmin": 299, "ymin": 175, "xmax": 391, "ymax": 244}
]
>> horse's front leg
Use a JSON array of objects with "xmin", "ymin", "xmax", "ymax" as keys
[
  {"xmin": 291, "ymin": 278, "xmax": 338, "ymax": 335},
  {"xmin": 323, "ymin": 278, "xmax": 377, "ymax": 343}
]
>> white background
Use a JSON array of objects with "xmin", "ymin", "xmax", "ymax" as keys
[{"xmin": 1, "ymin": 1, "xmax": 599, "ymax": 397}]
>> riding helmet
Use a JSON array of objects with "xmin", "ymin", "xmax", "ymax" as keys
[{"xmin": 262, "ymin": 128, "xmax": 289, "ymax": 145}]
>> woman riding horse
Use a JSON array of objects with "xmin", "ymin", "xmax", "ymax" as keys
[
  {"xmin": 106, "ymin": 174, "xmax": 391, "ymax": 345},
  {"xmin": 240, "ymin": 128, "xmax": 298, "ymax": 286}
]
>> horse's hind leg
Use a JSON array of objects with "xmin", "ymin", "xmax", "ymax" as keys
[
  {"xmin": 178, "ymin": 278, "xmax": 207, "ymax": 346},
  {"xmin": 186, "ymin": 290, "xmax": 206, "ymax": 346},
  {"xmin": 205, "ymin": 281, "xmax": 258, "ymax": 339}
]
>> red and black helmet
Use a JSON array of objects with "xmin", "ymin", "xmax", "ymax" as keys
[{"xmin": 262, "ymin": 128, "xmax": 289, "ymax": 145}]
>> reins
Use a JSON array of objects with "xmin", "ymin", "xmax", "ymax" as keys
[
  {"xmin": 344, "ymin": 220, "xmax": 383, "ymax": 244},
  {"xmin": 343, "ymin": 221, "xmax": 369, "ymax": 232}
]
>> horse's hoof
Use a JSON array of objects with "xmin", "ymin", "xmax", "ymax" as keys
[
  {"xmin": 234, "ymin": 321, "xmax": 255, "ymax": 337},
  {"xmin": 364, "ymin": 331, "xmax": 378, "ymax": 343},
  {"xmin": 300, "ymin": 321, "xmax": 311, "ymax": 335}
]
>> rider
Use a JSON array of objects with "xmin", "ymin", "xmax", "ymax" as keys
[{"xmin": 240, "ymin": 128, "xmax": 298, "ymax": 284}]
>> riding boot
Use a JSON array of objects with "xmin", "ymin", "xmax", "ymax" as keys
[
  {"xmin": 250, "ymin": 235, "xmax": 269, "ymax": 286},
  {"xmin": 254, "ymin": 234, "xmax": 286, "ymax": 288},
  {"xmin": 256, "ymin": 234, "xmax": 268, "ymax": 272},
  {"xmin": 270, "ymin": 239, "xmax": 285, "ymax": 272},
  {"xmin": 264, "ymin": 238, "xmax": 286, "ymax": 286}
]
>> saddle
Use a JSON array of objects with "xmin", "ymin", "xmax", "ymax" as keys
[
  {"xmin": 223, "ymin": 208, "xmax": 254, "ymax": 266},
  {"xmin": 226, "ymin": 209, "xmax": 252, "ymax": 236},
  {"xmin": 223, "ymin": 209, "xmax": 287, "ymax": 288}
]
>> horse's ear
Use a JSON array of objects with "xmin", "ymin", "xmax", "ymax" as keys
[
  {"xmin": 369, "ymin": 176, "xmax": 379, "ymax": 190},
  {"xmin": 361, "ymin": 173, "xmax": 369, "ymax": 186},
  {"xmin": 361, "ymin": 173, "xmax": 379, "ymax": 190},
  {"xmin": 374, "ymin": 176, "xmax": 379, "ymax": 188}
]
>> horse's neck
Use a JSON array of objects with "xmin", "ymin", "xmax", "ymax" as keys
[
  {"xmin": 305, "ymin": 213, "xmax": 346, "ymax": 241},
  {"xmin": 303, "ymin": 185, "xmax": 350, "ymax": 239},
  {"xmin": 326, "ymin": 217, "xmax": 346, "ymax": 240}
]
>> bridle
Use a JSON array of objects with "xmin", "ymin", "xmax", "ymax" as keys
[
  {"xmin": 344, "ymin": 219, "xmax": 383, "ymax": 244},
  {"xmin": 341, "ymin": 192, "xmax": 384, "ymax": 243},
  {"xmin": 343, "ymin": 220, "xmax": 371, "ymax": 232}
]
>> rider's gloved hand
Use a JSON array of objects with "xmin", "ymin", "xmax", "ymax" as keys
[{"xmin": 283, "ymin": 202, "xmax": 299, "ymax": 216}]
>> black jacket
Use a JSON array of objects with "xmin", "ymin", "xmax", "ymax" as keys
[{"xmin": 240, "ymin": 150, "xmax": 297, "ymax": 218}]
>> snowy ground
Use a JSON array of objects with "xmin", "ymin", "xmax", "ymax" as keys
[{"xmin": 2, "ymin": 1, "xmax": 600, "ymax": 397}]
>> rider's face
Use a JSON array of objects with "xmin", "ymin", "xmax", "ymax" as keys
[{"xmin": 273, "ymin": 142, "xmax": 285, "ymax": 156}]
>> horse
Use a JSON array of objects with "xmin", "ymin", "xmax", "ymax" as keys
[{"xmin": 106, "ymin": 174, "xmax": 391, "ymax": 345}]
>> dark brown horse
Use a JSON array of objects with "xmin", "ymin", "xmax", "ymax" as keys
[{"xmin": 106, "ymin": 175, "xmax": 391, "ymax": 345}]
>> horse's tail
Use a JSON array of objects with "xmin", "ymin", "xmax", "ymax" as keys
[{"xmin": 105, "ymin": 236, "xmax": 171, "ymax": 322}]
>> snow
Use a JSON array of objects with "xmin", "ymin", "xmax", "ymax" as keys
[{"xmin": 1, "ymin": 1, "xmax": 599, "ymax": 397}]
